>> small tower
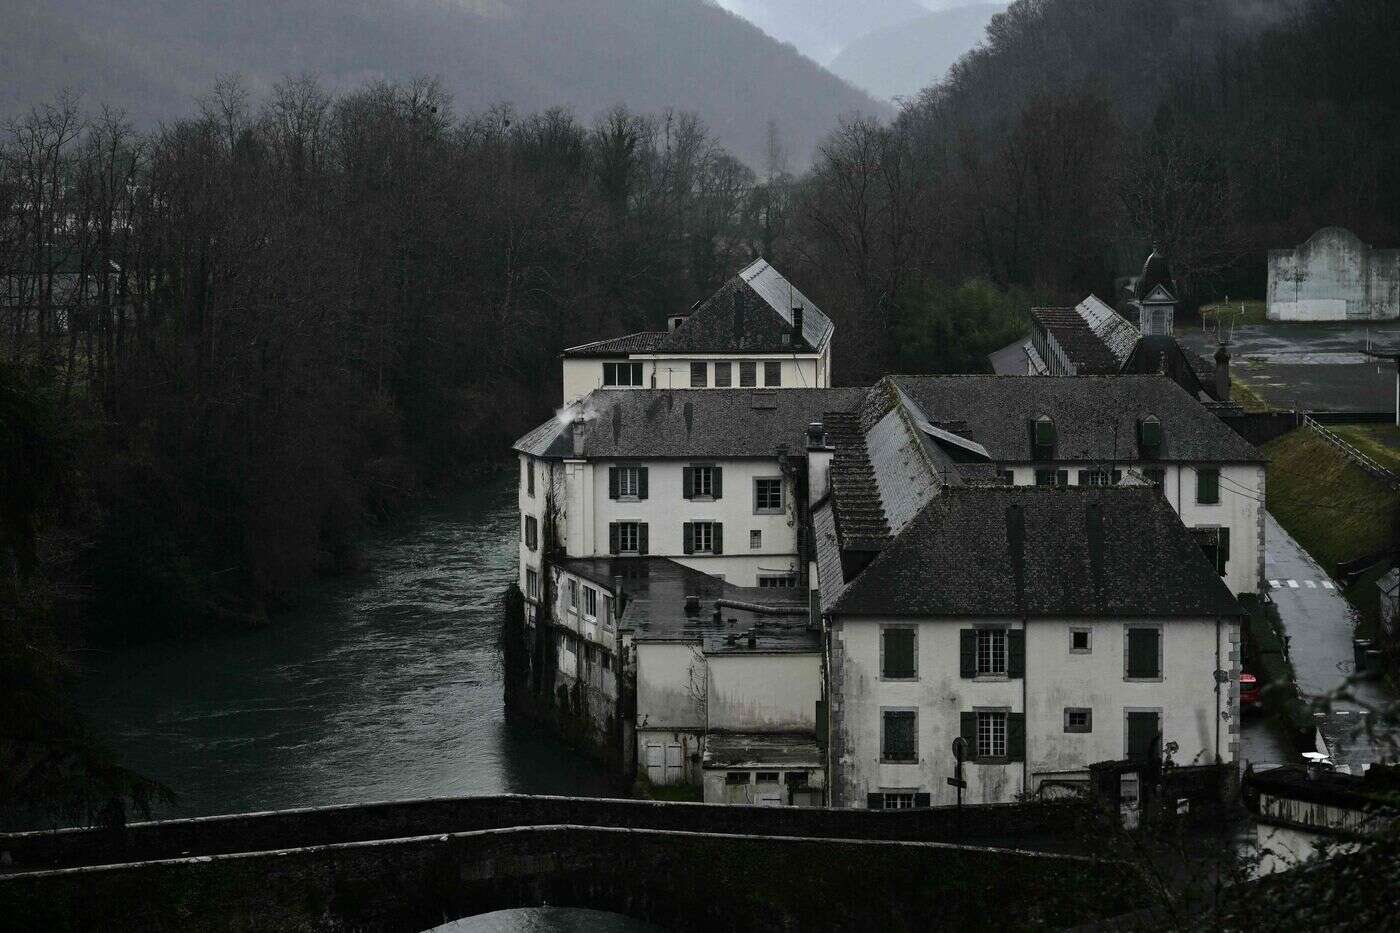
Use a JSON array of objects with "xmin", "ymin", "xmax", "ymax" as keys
[{"xmin": 1133, "ymin": 248, "xmax": 1177, "ymax": 336}]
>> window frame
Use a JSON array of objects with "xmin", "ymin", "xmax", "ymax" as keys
[
  {"xmin": 882, "ymin": 791, "xmax": 916, "ymax": 810},
  {"xmin": 725, "ymin": 771, "xmax": 752, "ymax": 786},
  {"xmin": 583, "ymin": 586, "xmax": 597, "ymax": 620},
  {"xmin": 976, "ymin": 709, "xmax": 1009, "ymax": 760},
  {"xmin": 689, "ymin": 361, "xmax": 707, "ymax": 388},
  {"xmin": 1069, "ymin": 627, "xmax": 1092, "ymax": 654},
  {"xmin": 880, "ymin": 708, "xmax": 918, "ymax": 764},
  {"xmin": 525, "ymin": 459, "xmax": 535, "ymax": 497},
  {"xmin": 1124, "ymin": 624, "xmax": 1164, "ymax": 681},
  {"xmin": 603, "ymin": 360, "xmax": 644, "ymax": 387},
  {"xmin": 763, "ymin": 361, "xmax": 782, "ymax": 386},
  {"xmin": 1034, "ymin": 468, "xmax": 1068, "ymax": 487},
  {"xmin": 714, "ymin": 361, "xmax": 732, "ymax": 387},
  {"xmin": 524, "ymin": 515, "xmax": 538, "ymax": 551},
  {"xmin": 880, "ymin": 625, "xmax": 918, "ymax": 681},
  {"xmin": 1064, "ymin": 707, "xmax": 1093, "ymax": 733},
  {"xmin": 1196, "ymin": 466, "xmax": 1220, "ymax": 505},
  {"xmin": 975, "ymin": 627, "xmax": 1008, "ymax": 678},
  {"xmin": 749, "ymin": 529, "xmax": 762, "ymax": 550},
  {"xmin": 739, "ymin": 361, "xmax": 757, "ymax": 387},
  {"xmin": 616, "ymin": 521, "xmax": 641, "ymax": 555},
  {"xmin": 616, "ymin": 465, "xmax": 642, "ymax": 499},
  {"xmin": 754, "ymin": 476, "xmax": 784, "ymax": 514},
  {"xmin": 525, "ymin": 568, "xmax": 539, "ymax": 601},
  {"xmin": 757, "ymin": 573, "xmax": 798, "ymax": 588},
  {"xmin": 691, "ymin": 464, "xmax": 716, "ymax": 500},
  {"xmin": 692, "ymin": 520, "xmax": 716, "ymax": 554}
]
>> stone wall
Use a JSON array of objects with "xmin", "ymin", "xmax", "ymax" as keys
[
  {"xmin": 1, "ymin": 823, "xmax": 1146, "ymax": 932},
  {"xmin": 1267, "ymin": 227, "xmax": 1400, "ymax": 321}
]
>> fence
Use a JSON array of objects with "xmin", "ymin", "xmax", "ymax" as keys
[{"xmin": 1302, "ymin": 414, "xmax": 1400, "ymax": 490}]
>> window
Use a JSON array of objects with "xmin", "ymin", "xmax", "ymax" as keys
[
  {"xmin": 1138, "ymin": 416, "xmax": 1163, "ymax": 457},
  {"xmin": 583, "ymin": 586, "xmax": 597, "ymax": 619},
  {"xmin": 684, "ymin": 464, "xmax": 721, "ymax": 500},
  {"xmin": 1078, "ymin": 469, "xmax": 1119, "ymax": 486},
  {"xmin": 754, "ymin": 477, "xmax": 783, "ymax": 513},
  {"xmin": 1197, "ymin": 467, "xmax": 1220, "ymax": 505},
  {"xmin": 715, "ymin": 361, "xmax": 732, "ymax": 387},
  {"xmin": 1126, "ymin": 626, "xmax": 1162, "ymax": 679},
  {"xmin": 525, "ymin": 568, "xmax": 539, "ymax": 600},
  {"xmin": 601, "ymin": 652, "xmax": 612, "ymax": 671},
  {"xmin": 977, "ymin": 711, "xmax": 1007, "ymax": 758},
  {"xmin": 725, "ymin": 771, "xmax": 751, "ymax": 786},
  {"xmin": 1032, "ymin": 415, "xmax": 1055, "ymax": 459},
  {"xmin": 610, "ymin": 465, "xmax": 645, "ymax": 500},
  {"xmin": 690, "ymin": 521, "xmax": 715, "ymax": 553},
  {"xmin": 881, "ymin": 710, "xmax": 917, "ymax": 762},
  {"xmin": 611, "ymin": 521, "xmax": 645, "ymax": 555},
  {"xmin": 603, "ymin": 361, "xmax": 644, "ymax": 387},
  {"xmin": 1194, "ymin": 527, "xmax": 1230, "ymax": 577},
  {"xmin": 882, "ymin": 792, "xmax": 916, "ymax": 810},
  {"xmin": 1070, "ymin": 628, "xmax": 1091, "ymax": 654},
  {"xmin": 976, "ymin": 628, "xmax": 1007, "ymax": 676},
  {"xmin": 524, "ymin": 460, "xmax": 534, "ymax": 497},
  {"xmin": 690, "ymin": 361, "xmax": 707, "ymax": 387},
  {"xmin": 568, "ymin": 578, "xmax": 579, "ymax": 613},
  {"xmin": 1035, "ymin": 468, "xmax": 1068, "ymax": 486},
  {"xmin": 756, "ymin": 771, "xmax": 779, "ymax": 783},
  {"xmin": 1143, "ymin": 467, "xmax": 1166, "ymax": 489},
  {"xmin": 882, "ymin": 626, "xmax": 917, "ymax": 679},
  {"xmin": 740, "ymin": 361, "xmax": 757, "ymax": 387},
  {"xmin": 1064, "ymin": 708, "xmax": 1093, "ymax": 733},
  {"xmin": 764, "ymin": 361, "xmax": 782, "ymax": 386},
  {"xmin": 784, "ymin": 771, "xmax": 809, "ymax": 786},
  {"xmin": 523, "ymin": 515, "xmax": 538, "ymax": 551},
  {"xmin": 758, "ymin": 574, "xmax": 797, "ymax": 588},
  {"xmin": 1126, "ymin": 710, "xmax": 1161, "ymax": 762},
  {"xmin": 749, "ymin": 530, "xmax": 762, "ymax": 550},
  {"xmin": 999, "ymin": 470, "xmax": 1015, "ymax": 485}
]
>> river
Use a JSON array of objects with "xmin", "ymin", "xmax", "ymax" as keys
[{"xmin": 71, "ymin": 472, "xmax": 619, "ymax": 820}]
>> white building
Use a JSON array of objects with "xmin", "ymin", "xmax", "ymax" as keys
[
  {"xmin": 559, "ymin": 259, "xmax": 834, "ymax": 405},
  {"xmin": 1267, "ymin": 226, "xmax": 1400, "ymax": 322}
]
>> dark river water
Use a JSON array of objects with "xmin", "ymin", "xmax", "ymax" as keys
[{"xmin": 71, "ymin": 471, "xmax": 618, "ymax": 820}]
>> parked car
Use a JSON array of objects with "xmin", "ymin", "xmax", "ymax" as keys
[{"xmin": 1239, "ymin": 671, "xmax": 1261, "ymax": 711}]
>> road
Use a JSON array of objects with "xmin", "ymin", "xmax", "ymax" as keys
[{"xmin": 1255, "ymin": 512, "xmax": 1397, "ymax": 772}]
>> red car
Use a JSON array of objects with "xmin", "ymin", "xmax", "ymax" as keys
[{"xmin": 1239, "ymin": 672, "xmax": 1261, "ymax": 710}]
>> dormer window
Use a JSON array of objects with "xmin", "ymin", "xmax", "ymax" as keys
[
  {"xmin": 1032, "ymin": 416, "xmax": 1055, "ymax": 461},
  {"xmin": 1138, "ymin": 416, "xmax": 1163, "ymax": 458}
]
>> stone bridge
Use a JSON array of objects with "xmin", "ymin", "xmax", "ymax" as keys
[{"xmin": 1, "ymin": 795, "xmax": 1146, "ymax": 931}]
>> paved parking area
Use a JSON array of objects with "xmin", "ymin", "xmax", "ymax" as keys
[{"xmin": 1178, "ymin": 321, "xmax": 1400, "ymax": 411}]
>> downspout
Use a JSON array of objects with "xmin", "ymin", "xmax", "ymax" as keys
[
  {"xmin": 1214, "ymin": 611, "xmax": 1222, "ymax": 764},
  {"xmin": 1008, "ymin": 503, "xmax": 1029, "ymax": 794}
]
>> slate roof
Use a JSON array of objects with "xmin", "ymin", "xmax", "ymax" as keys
[
  {"xmin": 559, "ymin": 259, "xmax": 835, "ymax": 358},
  {"xmin": 1032, "ymin": 295, "xmax": 1140, "ymax": 376},
  {"xmin": 562, "ymin": 331, "xmax": 670, "ymax": 357},
  {"xmin": 703, "ymin": 733, "xmax": 824, "ymax": 769},
  {"xmin": 890, "ymin": 375, "xmax": 1263, "ymax": 463},
  {"xmin": 828, "ymin": 485, "xmax": 1243, "ymax": 619},
  {"xmin": 512, "ymin": 387, "xmax": 866, "ymax": 459}
]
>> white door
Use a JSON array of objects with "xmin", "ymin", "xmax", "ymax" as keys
[{"xmin": 646, "ymin": 745, "xmax": 664, "ymax": 784}]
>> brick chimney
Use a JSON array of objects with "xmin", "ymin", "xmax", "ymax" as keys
[{"xmin": 1214, "ymin": 343, "xmax": 1231, "ymax": 402}]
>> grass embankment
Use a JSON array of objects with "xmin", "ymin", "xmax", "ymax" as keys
[
  {"xmin": 1226, "ymin": 360, "xmax": 1271, "ymax": 413},
  {"xmin": 1262, "ymin": 426, "xmax": 1399, "ymax": 635},
  {"xmin": 1201, "ymin": 299, "xmax": 1269, "ymax": 327},
  {"xmin": 1330, "ymin": 424, "xmax": 1400, "ymax": 473}
]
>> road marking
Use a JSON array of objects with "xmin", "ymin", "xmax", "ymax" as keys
[
  {"xmin": 1322, "ymin": 581, "xmax": 1335, "ymax": 590},
  {"xmin": 1305, "ymin": 580, "xmax": 1317, "ymax": 588},
  {"xmin": 1269, "ymin": 580, "xmax": 1281, "ymax": 588},
  {"xmin": 1287, "ymin": 580, "xmax": 1299, "ymax": 588}
]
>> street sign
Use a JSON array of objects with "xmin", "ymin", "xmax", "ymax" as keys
[
  {"xmin": 951, "ymin": 736, "xmax": 967, "ymax": 762},
  {"xmin": 946, "ymin": 777, "xmax": 967, "ymax": 789}
]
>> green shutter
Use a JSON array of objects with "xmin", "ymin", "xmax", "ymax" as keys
[
  {"xmin": 638, "ymin": 524, "xmax": 649, "ymax": 555},
  {"xmin": 713, "ymin": 523, "xmax": 723, "ymax": 555},
  {"xmin": 960, "ymin": 712, "xmax": 977, "ymax": 757},
  {"xmin": 815, "ymin": 700, "xmax": 827, "ymax": 749},
  {"xmin": 609, "ymin": 467, "xmax": 619, "ymax": 499},
  {"xmin": 1127, "ymin": 628, "xmax": 1160, "ymax": 678},
  {"xmin": 609, "ymin": 523, "xmax": 619, "ymax": 555},
  {"xmin": 683, "ymin": 522, "xmax": 694, "ymax": 554},
  {"xmin": 683, "ymin": 467, "xmax": 694, "ymax": 499},
  {"xmin": 712, "ymin": 466, "xmax": 723, "ymax": 499},
  {"xmin": 914, "ymin": 792, "xmax": 931, "ymax": 808},
  {"xmin": 1077, "ymin": 470, "xmax": 1089, "ymax": 485},
  {"xmin": 1056, "ymin": 469, "xmax": 1068, "ymax": 486},
  {"xmin": 638, "ymin": 467, "xmax": 648, "ymax": 500},
  {"xmin": 1007, "ymin": 628, "xmax": 1025, "ymax": 678},
  {"xmin": 959, "ymin": 629, "xmax": 976, "ymax": 678},
  {"xmin": 1217, "ymin": 528, "xmax": 1230, "ymax": 576},
  {"xmin": 1008, "ymin": 713, "xmax": 1026, "ymax": 761}
]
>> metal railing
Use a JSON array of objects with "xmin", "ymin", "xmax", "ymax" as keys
[{"xmin": 1302, "ymin": 414, "xmax": 1400, "ymax": 490}]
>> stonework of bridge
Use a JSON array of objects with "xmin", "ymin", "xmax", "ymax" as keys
[{"xmin": 1, "ymin": 795, "xmax": 1146, "ymax": 931}]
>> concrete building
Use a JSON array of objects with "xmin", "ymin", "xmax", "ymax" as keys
[
  {"xmin": 1267, "ymin": 227, "xmax": 1400, "ymax": 321},
  {"xmin": 559, "ymin": 259, "xmax": 835, "ymax": 405}
]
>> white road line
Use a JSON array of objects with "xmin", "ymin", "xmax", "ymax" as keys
[
  {"xmin": 1305, "ymin": 580, "xmax": 1317, "ymax": 588},
  {"xmin": 1322, "ymin": 581, "xmax": 1335, "ymax": 590},
  {"xmin": 1269, "ymin": 580, "xmax": 1282, "ymax": 588},
  {"xmin": 1287, "ymin": 580, "xmax": 1299, "ymax": 588}
]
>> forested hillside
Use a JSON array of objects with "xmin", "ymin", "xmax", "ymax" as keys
[{"xmin": 0, "ymin": 0, "xmax": 884, "ymax": 167}]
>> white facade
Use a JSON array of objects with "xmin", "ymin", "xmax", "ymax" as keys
[
  {"xmin": 830, "ymin": 615, "xmax": 1239, "ymax": 808},
  {"xmin": 1002, "ymin": 462, "xmax": 1265, "ymax": 595},
  {"xmin": 1267, "ymin": 227, "xmax": 1400, "ymax": 322},
  {"xmin": 562, "ymin": 351, "xmax": 831, "ymax": 405}
]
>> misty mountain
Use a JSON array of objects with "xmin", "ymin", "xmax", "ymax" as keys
[
  {"xmin": 0, "ymin": 0, "xmax": 886, "ymax": 167},
  {"xmin": 829, "ymin": 4, "xmax": 1006, "ymax": 102},
  {"xmin": 714, "ymin": 0, "xmax": 930, "ymax": 63}
]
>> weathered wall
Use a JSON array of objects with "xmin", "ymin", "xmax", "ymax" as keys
[
  {"xmin": 1267, "ymin": 227, "xmax": 1400, "ymax": 321},
  {"xmin": 562, "ymin": 355, "xmax": 825, "ymax": 405},
  {"xmin": 0, "ymin": 824, "xmax": 1144, "ymax": 933},
  {"xmin": 706, "ymin": 652, "xmax": 819, "ymax": 732}
]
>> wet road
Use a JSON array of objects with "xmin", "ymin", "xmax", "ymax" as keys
[
  {"xmin": 68, "ymin": 473, "xmax": 618, "ymax": 824},
  {"xmin": 1178, "ymin": 321, "xmax": 1400, "ymax": 411}
]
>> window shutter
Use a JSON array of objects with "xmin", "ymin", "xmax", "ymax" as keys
[
  {"xmin": 712, "ymin": 466, "xmax": 723, "ymax": 499},
  {"xmin": 959, "ymin": 630, "xmax": 976, "ymax": 678},
  {"xmin": 960, "ymin": 712, "xmax": 977, "ymax": 756},
  {"xmin": 1007, "ymin": 628, "xmax": 1025, "ymax": 678},
  {"xmin": 1056, "ymin": 469, "xmax": 1068, "ymax": 486},
  {"xmin": 867, "ymin": 793, "xmax": 884, "ymax": 811},
  {"xmin": 522, "ymin": 516, "xmax": 527, "ymax": 544},
  {"xmin": 1112, "ymin": 469, "xmax": 1122, "ymax": 484},
  {"xmin": 609, "ymin": 467, "xmax": 619, "ymax": 500},
  {"xmin": 913, "ymin": 792, "xmax": 931, "ymax": 808},
  {"xmin": 638, "ymin": 524, "xmax": 649, "ymax": 555},
  {"xmin": 609, "ymin": 523, "xmax": 619, "ymax": 555},
  {"xmin": 713, "ymin": 523, "xmax": 723, "ymax": 555},
  {"xmin": 1008, "ymin": 713, "xmax": 1026, "ymax": 761},
  {"xmin": 683, "ymin": 522, "xmax": 695, "ymax": 555},
  {"xmin": 683, "ymin": 467, "xmax": 694, "ymax": 499},
  {"xmin": 1077, "ymin": 470, "xmax": 1088, "ymax": 486},
  {"xmin": 638, "ymin": 467, "xmax": 649, "ymax": 501},
  {"xmin": 1128, "ymin": 628, "xmax": 1160, "ymax": 677},
  {"xmin": 1217, "ymin": 528, "xmax": 1230, "ymax": 576}
]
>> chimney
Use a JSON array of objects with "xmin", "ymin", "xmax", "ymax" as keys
[
  {"xmin": 570, "ymin": 417, "xmax": 588, "ymax": 458},
  {"xmin": 806, "ymin": 421, "xmax": 826, "ymax": 450},
  {"xmin": 792, "ymin": 306, "xmax": 804, "ymax": 342},
  {"xmin": 1214, "ymin": 343, "xmax": 1232, "ymax": 402}
]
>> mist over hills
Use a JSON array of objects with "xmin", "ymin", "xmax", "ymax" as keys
[
  {"xmin": 713, "ymin": 0, "xmax": 931, "ymax": 63},
  {"xmin": 829, "ymin": 4, "xmax": 1006, "ymax": 103},
  {"xmin": 0, "ymin": 0, "xmax": 887, "ymax": 167}
]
